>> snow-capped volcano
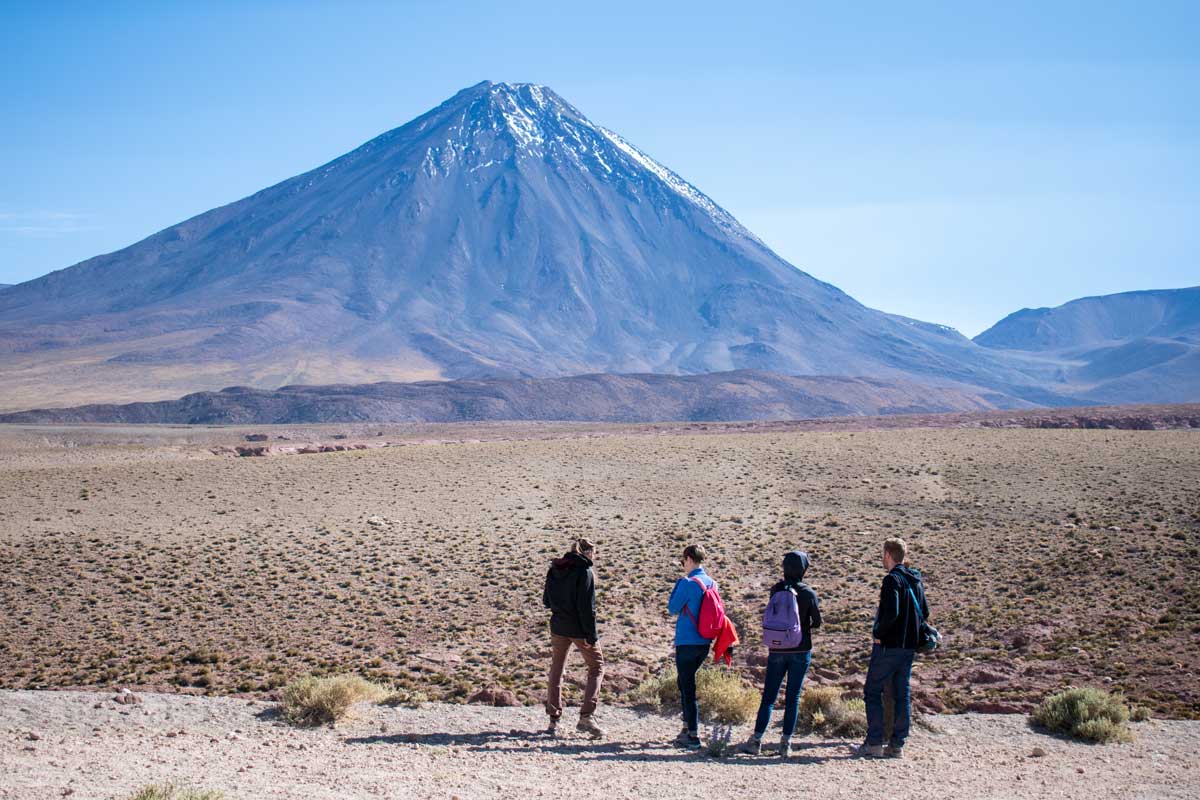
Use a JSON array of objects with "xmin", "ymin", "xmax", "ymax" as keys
[{"xmin": 0, "ymin": 81, "xmax": 1061, "ymax": 411}]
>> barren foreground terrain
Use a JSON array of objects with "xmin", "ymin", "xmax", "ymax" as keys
[
  {"xmin": 2, "ymin": 690, "xmax": 1197, "ymax": 800},
  {"xmin": 1, "ymin": 419, "xmax": 1198, "ymax": 720}
]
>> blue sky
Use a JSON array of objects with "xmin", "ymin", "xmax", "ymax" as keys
[{"xmin": 2, "ymin": 1, "xmax": 1197, "ymax": 336}]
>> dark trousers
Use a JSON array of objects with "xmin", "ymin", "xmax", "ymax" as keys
[
  {"xmin": 863, "ymin": 643, "xmax": 915, "ymax": 747},
  {"xmin": 675, "ymin": 643, "xmax": 710, "ymax": 733},
  {"xmin": 753, "ymin": 650, "xmax": 812, "ymax": 739}
]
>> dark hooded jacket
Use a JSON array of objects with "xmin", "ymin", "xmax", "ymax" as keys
[
  {"xmin": 767, "ymin": 550, "xmax": 822, "ymax": 652},
  {"xmin": 872, "ymin": 564, "xmax": 930, "ymax": 649},
  {"xmin": 542, "ymin": 552, "xmax": 597, "ymax": 642}
]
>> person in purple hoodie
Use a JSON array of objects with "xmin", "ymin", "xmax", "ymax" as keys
[{"xmin": 739, "ymin": 550, "xmax": 822, "ymax": 758}]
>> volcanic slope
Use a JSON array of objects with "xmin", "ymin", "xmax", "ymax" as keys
[
  {"xmin": 0, "ymin": 81, "xmax": 1059, "ymax": 411},
  {"xmin": 976, "ymin": 286, "xmax": 1200, "ymax": 404}
]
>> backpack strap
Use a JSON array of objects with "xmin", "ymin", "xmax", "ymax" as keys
[
  {"xmin": 894, "ymin": 574, "xmax": 925, "ymax": 624},
  {"xmin": 681, "ymin": 576, "xmax": 710, "ymax": 626}
]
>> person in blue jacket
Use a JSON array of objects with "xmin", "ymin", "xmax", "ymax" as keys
[{"xmin": 667, "ymin": 543, "xmax": 715, "ymax": 749}]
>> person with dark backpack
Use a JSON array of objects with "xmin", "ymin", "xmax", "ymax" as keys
[
  {"xmin": 542, "ymin": 538, "xmax": 605, "ymax": 739},
  {"xmin": 852, "ymin": 537, "xmax": 931, "ymax": 759},
  {"xmin": 666, "ymin": 543, "xmax": 725, "ymax": 750},
  {"xmin": 739, "ymin": 550, "xmax": 822, "ymax": 758}
]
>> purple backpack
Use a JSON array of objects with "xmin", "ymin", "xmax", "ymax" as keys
[{"xmin": 761, "ymin": 587, "xmax": 804, "ymax": 649}]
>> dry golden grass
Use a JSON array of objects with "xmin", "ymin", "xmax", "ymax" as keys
[
  {"xmin": 1032, "ymin": 688, "xmax": 1134, "ymax": 743},
  {"xmin": 126, "ymin": 785, "xmax": 225, "ymax": 800},
  {"xmin": 630, "ymin": 666, "xmax": 760, "ymax": 725},
  {"xmin": 797, "ymin": 685, "xmax": 868, "ymax": 738},
  {"xmin": 279, "ymin": 674, "xmax": 389, "ymax": 727}
]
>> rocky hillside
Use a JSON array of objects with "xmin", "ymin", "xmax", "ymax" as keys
[
  {"xmin": 975, "ymin": 287, "xmax": 1200, "ymax": 404},
  {"xmin": 0, "ymin": 369, "xmax": 1007, "ymax": 424}
]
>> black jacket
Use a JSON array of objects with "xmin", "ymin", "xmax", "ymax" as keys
[
  {"xmin": 542, "ymin": 552, "xmax": 597, "ymax": 642},
  {"xmin": 872, "ymin": 564, "xmax": 930, "ymax": 649},
  {"xmin": 768, "ymin": 578, "xmax": 822, "ymax": 652}
]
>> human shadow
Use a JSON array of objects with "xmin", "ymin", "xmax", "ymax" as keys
[{"xmin": 345, "ymin": 728, "xmax": 855, "ymax": 764}]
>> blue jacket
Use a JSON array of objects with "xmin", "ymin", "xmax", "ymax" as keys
[{"xmin": 668, "ymin": 568, "xmax": 715, "ymax": 645}]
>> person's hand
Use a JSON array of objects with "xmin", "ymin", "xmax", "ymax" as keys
[{"xmin": 586, "ymin": 637, "xmax": 597, "ymax": 646}]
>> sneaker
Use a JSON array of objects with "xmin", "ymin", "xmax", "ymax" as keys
[
  {"xmin": 884, "ymin": 744, "xmax": 904, "ymax": 759},
  {"xmin": 673, "ymin": 727, "xmax": 695, "ymax": 746},
  {"xmin": 779, "ymin": 738, "xmax": 792, "ymax": 759},
  {"xmin": 851, "ymin": 742, "xmax": 884, "ymax": 758},
  {"xmin": 738, "ymin": 736, "xmax": 762, "ymax": 755},
  {"xmin": 576, "ymin": 716, "xmax": 606, "ymax": 740},
  {"xmin": 546, "ymin": 718, "xmax": 559, "ymax": 737}
]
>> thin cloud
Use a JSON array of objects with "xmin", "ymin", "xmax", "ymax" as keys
[{"xmin": 0, "ymin": 211, "xmax": 103, "ymax": 235}]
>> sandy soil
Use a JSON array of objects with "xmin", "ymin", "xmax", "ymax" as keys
[
  {"xmin": 1, "ymin": 422, "xmax": 1198, "ymax": 719},
  {"xmin": 2, "ymin": 690, "xmax": 1197, "ymax": 800}
]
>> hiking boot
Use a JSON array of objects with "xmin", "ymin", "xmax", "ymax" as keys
[
  {"xmin": 884, "ymin": 744, "xmax": 904, "ymax": 759},
  {"xmin": 576, "ymin": 716, "xmax": 606, "ymax": 740},
  {"xmin": 779, "ymin": 738, "xmax": 792, "ymax": 759},
  {"xmin": 674, "ymin": 728, "xmax": 702, "ymax": 749},
  {"xmin": 851, "ymin": 742, "xmax": 885, "ymax": 758},
  {"xmin": 546, "ymin": 718, "xmax": 559, "ymax": 737},
  {"xmin": 738, "ymin": 736, "xmax": 762, "ymax": 755}
]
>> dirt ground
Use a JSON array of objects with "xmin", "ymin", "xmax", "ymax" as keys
[
  {"xmin": 1, "ymin": 420, "xmax": 1198, "ymax": 718},
  {"xmin": 1, "ymin": 690, "xmax": 1197, "ymax": 800}
]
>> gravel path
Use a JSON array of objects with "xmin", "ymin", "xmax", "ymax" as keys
[{"xmin": 1, "ymin": 690, "xmax": 1196, "ymax": 800}]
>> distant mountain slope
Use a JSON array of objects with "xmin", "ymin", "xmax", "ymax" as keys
[
  {"xmin": 975, "ymin": 287, "xmax": 1200, "ymax": 404},
  {"xmin": 0, "ymin": 370, "xmax": 1013, "ymax": 424},
  {"xmin": 975, "ymin": 287, "xmax": 1200, "ymax": 350},
  {"xmin": 0, "ymin": 284, "xmax": 11, "ymax": 290},
  {"xmin": 0, "ymin": 81, "xmax": 1061, "ymax": 412}
]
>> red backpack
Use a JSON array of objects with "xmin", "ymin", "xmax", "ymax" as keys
[{"xmin": 682, "ymin": 576, "xmax": 727, "ymax": 639}]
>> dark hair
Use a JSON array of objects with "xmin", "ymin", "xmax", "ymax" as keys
[
  {"xmin": 682, "ymin": 544, "xmax": 706, "ymax": 564},
  {"xmin": 571, "ymin": 538, "xmax": 595, "ymax": 555},
  {"xmin": 883, "ymin": 537, "xmax": 907, "ymax": 563}
]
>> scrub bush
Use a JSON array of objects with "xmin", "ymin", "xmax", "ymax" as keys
[{"xmin": 1031, "ymin": 687, "xmax": 1133, "ymax": 743}]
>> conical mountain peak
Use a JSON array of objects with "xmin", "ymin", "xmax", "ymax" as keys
[{"xmin": 0, "ymin": 82, "xmax": 1058, "ymax": 410}]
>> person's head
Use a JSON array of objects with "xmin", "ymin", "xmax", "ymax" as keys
[
  {"xmin": 571, "ymin": 537, "xmax": 596, "ymax": 562},
  {"xmin": 782, "ymin": 550, "xmax": 810, "ymax": 583},
  {"xmin": 681, "ymin": 543, "xmax": 706, "ymax": 572},
  {"xmin": 882, "ymin": 537, "xmax": 906, "ymax": 570}
]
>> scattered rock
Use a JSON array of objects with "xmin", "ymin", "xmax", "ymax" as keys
[
  {"xmin": 1031, "ymin": 746, "xmax": 1047, "ymax": 757},
  {"xmin": 467, "ymin": 687, "xmax": 518, "ymax": 707}
]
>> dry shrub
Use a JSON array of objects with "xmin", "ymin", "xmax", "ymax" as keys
[
  {"xmin": 796, "ymin": 685, "xmax": 868, "ymax": 738},
  {"xmin": 280, "ymin": 674, "xmax": 388, "ymax": 727},
  {"xmin": 127, "ymin": 785, "xmax": 224, "ymax": 800},
  {"xmin": 380, "ymin": 687, "xmax": 428, "ymax": 709},
  {"xmin": 629, "ymin": 666, "xmax": 759, "ymax": 725},
  {"xmin": 1031, "ymin": 687, "xmax": 1133, "ymax": 744}
]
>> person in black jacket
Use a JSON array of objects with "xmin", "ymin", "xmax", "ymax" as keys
[
  {"xmin": 542, "ymin": 537, "xmax": 605, "ymax": 739},
  {"xmin": 739, "ymin": 550, "xmax": 822, "ymax": 758},
  {"xmin": 855, "ymin": 537, "xmax": 930, "ymax": 759}
]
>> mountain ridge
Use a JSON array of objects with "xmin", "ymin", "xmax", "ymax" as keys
[
  {"xmin": 974, "ymin": 286, "xmax": 1199, "ymax": 404},
  {"xmin": 0, "ymin": 369, "xmax": 1014, "ymax": 425}
]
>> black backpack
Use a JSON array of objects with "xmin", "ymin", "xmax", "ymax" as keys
[{"xmin": 896, "ymin": 574, "xmax": 940, "ymax": 654}]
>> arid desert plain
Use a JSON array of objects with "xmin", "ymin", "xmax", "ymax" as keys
[{"xmin": 2, "ymin": 418, "xmax": 1197, "ymax": 720}]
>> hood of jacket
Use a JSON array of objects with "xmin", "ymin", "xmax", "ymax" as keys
[
  {"xmin": 551, "ymin": 551, "xmax": 592, "ymax": 571},
  {"xmin": 782, "ymin": 550, "xmax": 810, "ymax": 582},
  {"xmin": 891, "ymin": 563, "xmax": 922, "ymax": 586}
]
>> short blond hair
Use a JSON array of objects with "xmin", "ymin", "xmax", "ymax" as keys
[{"xmin": 883, "ymin": 537, "xmax": 907, "ymax": 563}]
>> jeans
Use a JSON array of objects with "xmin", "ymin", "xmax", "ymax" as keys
[
  {"xmin": 753, "ymin": 650, "xmax": 812, "ymax": 739},
  {"xmin": 863, "ymin": 643, "xmax": 915, "ymax": 747},
  {"xmin": 675, "ymin": 643, "xmax": 711, "ymax": 733},
  {"xmin": 546, "ymin": 634, "xmax": 604, "ymax": 719}
]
